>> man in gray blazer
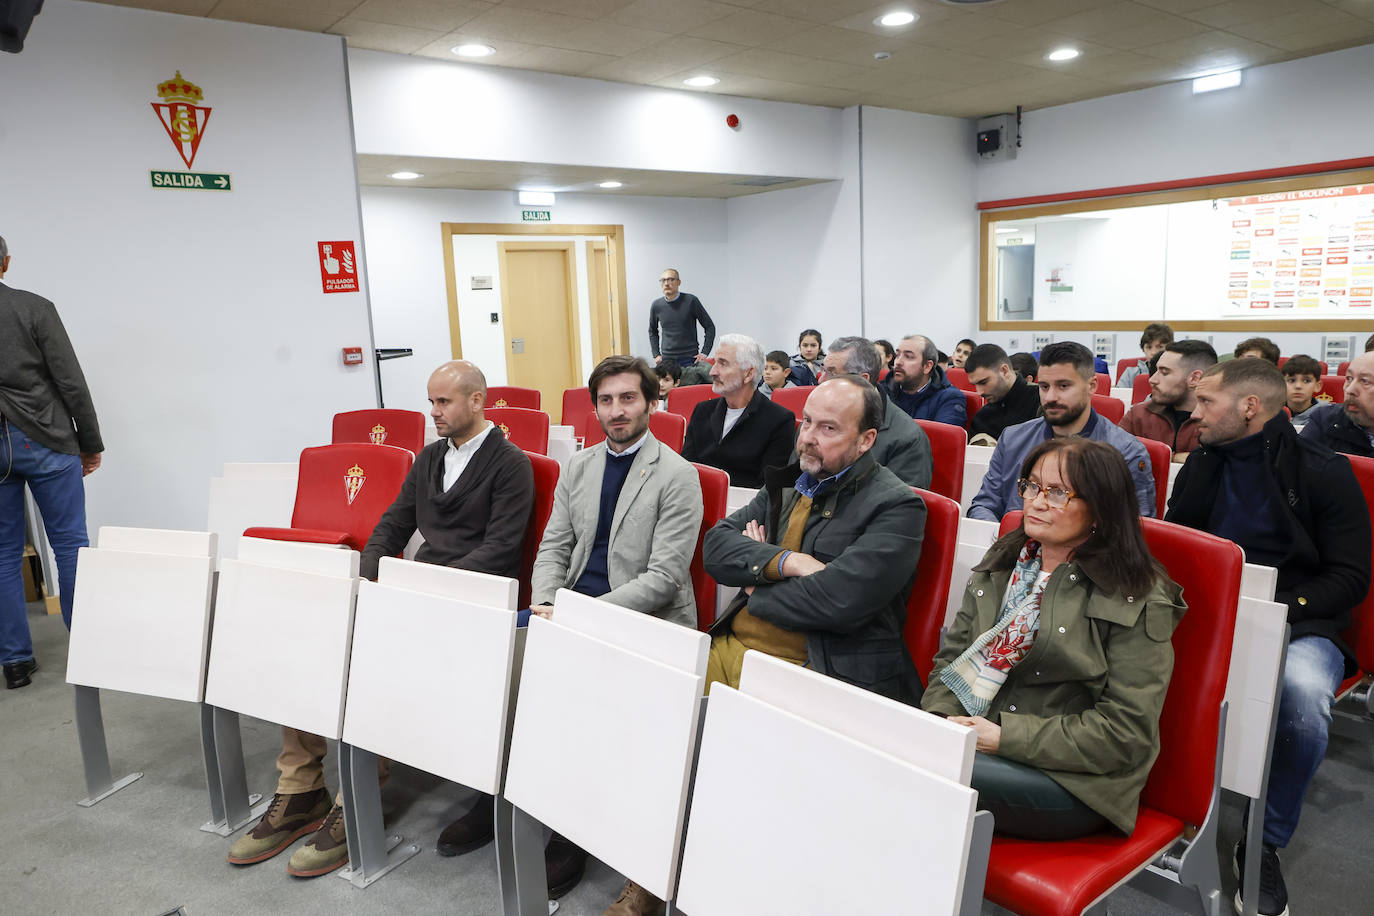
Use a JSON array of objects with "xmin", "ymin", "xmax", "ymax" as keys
[{"xmin": 532, "ymin": 355, "xmax": 703, "ymax": 629}]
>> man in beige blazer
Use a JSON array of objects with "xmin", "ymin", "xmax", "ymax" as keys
[{"xmin": 531, "ymin": 355, "xmax": 703, "ymax": 629}]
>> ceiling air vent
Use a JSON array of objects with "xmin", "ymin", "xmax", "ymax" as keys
[{"xmin": 731, "ymin": 176, "xmax": 798, "ymax": 187}]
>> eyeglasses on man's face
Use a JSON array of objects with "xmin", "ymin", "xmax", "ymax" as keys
[{"xmin": 1017, "ymin": 477, "xmax": 1078, "ymax": 509}]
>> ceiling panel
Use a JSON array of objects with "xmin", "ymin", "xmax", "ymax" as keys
[{"xmin": 88, "ymin": 0, "xmax": 1374, "ymax": 118}]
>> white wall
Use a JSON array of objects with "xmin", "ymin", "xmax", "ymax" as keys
[
  {"xmin": 1030, "ymin": 208, "xmax": 1168, "ymax": 323},
  {"xmin": 859, "ymin": 106, "xmax": 980, "ymax": 349},
  {"xmin": 348, "ymin": 49, "xmax": 847, "ymax": 180},
  {"xmin": 2, "ymin": 0, "xmax": 375, "ymax": 536},
  {"xmin": 361, "ymin": 187, "xmax": 729, "ymax": 414}
]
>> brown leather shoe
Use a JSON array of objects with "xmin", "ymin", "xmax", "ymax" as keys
[
  {"xmin": 227, "ymin": 789, "xmax": 331, "ymax": 865},
  {"xmin": 287, "ymin": 803, "xmax": 349, "ymax": 878},
  {"xmin": 436, "ymin": 793, "xmax": 496, "ymax": 856},
  {"xmin": 603, "ymin": 879, "xmax": 665, "ymax": 916}
]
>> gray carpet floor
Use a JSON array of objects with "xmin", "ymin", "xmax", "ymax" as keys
[{"xmin": 3, "ymin": 608, "xmax": 1371, "ymax": 916}]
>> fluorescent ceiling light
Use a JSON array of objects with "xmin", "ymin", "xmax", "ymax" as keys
[
  {"xmin": 875, "ymin": 11, "xmax": 917, "ymax": 27},
  {"xmin": 453, "ymin": 43, "xmax": 495, "ymax": 57},
  {"xmin": 518, "ymin": 190, "xmax": 555, "ymax": 206},
  {"xmin": 1046, "ymin": 47, "xmax": 1080, "ymax": 62},
  {"xmin": 683, "ymin": 75, "xmax": 719, "ymax": 87},
  {"xmin": 1193, "ymin": 70, "xmax": 1242, "ymax": 93},
  {"xmin": 598, "ymin": 181, "xmax": 623, "ymax": 189},
  {"xmin": 388, "ymin": 171, "xmax": 421, "ymax": 180},
  {"xmin": 996, "ymin": 226, "xmax": 1018, "ymax": 233}
]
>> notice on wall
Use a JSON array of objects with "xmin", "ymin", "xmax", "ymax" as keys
[
  {"xmin": 1222, "ymin": 184, "xmax": 1374, "ymax": 316},
  {"xmin": 318, "ymin": 241, "xmax": 358, "ymax": 294}
]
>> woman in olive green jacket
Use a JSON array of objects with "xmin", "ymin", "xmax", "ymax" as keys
[{"xmin": 923, "ymin": 437, "xmax": 1186, "ymax": 839}]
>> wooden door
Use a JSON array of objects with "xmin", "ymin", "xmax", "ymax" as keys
[
  {"xmin": 497, "ymin": 241, "xmax": 582, "ymax": 412},
  {"xmin": 586, "ymin": 240, "xmax": 615, "ymax": 364}
]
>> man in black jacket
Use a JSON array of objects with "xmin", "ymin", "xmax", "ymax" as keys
[
  {"xmin": 1300, "ymin": 350, "xmax": 1374, "ymax": 459},
  {"xmin": 0, "ymin": 236, "xmax": 103, "ymax": 689},
  {"xmin": 965, "ymin": 343, "xmax": 1040, "ymax": 443},
  {"xmin": 1166, "ymin": 358, "xmax": 1371, "ymax": 916},
  {"xmin": 704, "ymin": 376, "xmax": 927, "ymax": 703},
  {"xmin": 682, "ymin": 333, "xmax": 795, "ymax": 488},
  {"xmin": 228, "ymin": 361, "xmax": 540, "ymax": 881}
]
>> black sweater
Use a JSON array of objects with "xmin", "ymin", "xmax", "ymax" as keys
[
  {"xmin": 360, "ymin": 428, "xmax": 534, "ymax": 580},
  {"xmin": 968, "ymin": 374, "xmax": 1041, "ymax": 441},
  {"xmin": 682, "ymin": 389, "xmax": 796, "ymax": 489}
]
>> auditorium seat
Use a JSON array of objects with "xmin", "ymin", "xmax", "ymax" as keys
[
  {"xmin": 1132, "ymin": 373, "xmax": 1152, "ymax": 405},
  {"xmin": 1115, "ymin": 357, "xmax": 1138, "ymax": 386},
  {"xmin": 690, "ymin": 463, "xmax": 730, "ymax": 631},
  {"xmin": 1095, "ymin": 372, "xmax": 1111, "ymax": 395},
  {"xmin": 1134, "ymin": 436, "xmax": 1172, "ymax": 519},
  {"xmin": 985, "ymin": 513, "xmax": 1241, "ymax": 916},
  {"xmin": 903, "ymin": 487, "xmax": 959, "ymax": 686},
  {"xmin": 665, "ymin": 383, "xmax": 719, "ymax": 419},
  {"xmin": 332, "ymin": 409, "xmax": 426, "ymax": 456},
  {"xmin": 1319, "ymin": 375, "xmax": 1346, "ymax": 404},
  {"xmin": 561, "ymin": 386, "xmax": 593, "ymax": 429},
  {"xmin": 487, "ymin": 406, "xmax": 550, "ymax": 455},
  {"xmin": 915, "ymin": 419, "xmax": 966, "ymax": 504},
  {"xmin": 581, "ymin": 410, "xmax": 686, "ymax": 453},
  {"xmin": 1338, "ymin": 360, "xmax": 1351, "ymax": 379},
  {"xmin": 243, "ymin": 442, "xmax": 413, "ymax": 551},
  {"xmin": 961, "ymin": 390, "xmax": 983, "ymax": 431},
  {"xmin": 485, "ymin": 385, "xmax": 541, "ymax": 410},
  {"xmin": 1337, "ymin": 454, "xmax": 1374, "ymax": 715},
  {"xmin": 518, "ymin": 452, "xmax": 560, "ymax": 609},
  {"xmin": 945, "ymin": 367, "xmax": 973, "ymax": 391},
  {"xmin": 769, "ymin": 385, "xmax": 814, "ymax": 420},
  {"xmin": 1091, "ymin": 393, "xmax": 1125, "ymax": 425}
]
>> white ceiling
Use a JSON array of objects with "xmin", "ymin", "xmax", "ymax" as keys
[{"xmin": 93, "ymin": 0, "xmax": 1374, "ymax": 118}]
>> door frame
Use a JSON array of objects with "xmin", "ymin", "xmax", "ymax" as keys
[
  {"xmin": 440, "ymin": 222, "xmax": 630, "ymax": 363},
  {"xmin": 496, "ymin": 239, "xmax": 583, "ymax": 393}
]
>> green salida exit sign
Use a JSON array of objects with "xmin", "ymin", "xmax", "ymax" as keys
[{"xmin": 521, "ymin": 209, "xmax": 551, "ymax": 222}]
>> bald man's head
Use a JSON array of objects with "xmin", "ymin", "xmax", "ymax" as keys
[{"xmin": 428, "ymin": 360, "xmax": 488, "ymax": 443}]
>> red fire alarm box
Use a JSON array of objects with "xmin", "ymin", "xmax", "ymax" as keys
[{"xmin": 342, "ymin": 347, "xmax": 364, "ymax": 366}]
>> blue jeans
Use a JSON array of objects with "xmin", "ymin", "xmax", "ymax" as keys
[
  {"xmin": 0, "ymin": 422, "xmax": 89, "ymax": 663},
  {"xmin": 1263, "ymin": 634, "xmax": 1345, "ymax": 847}
]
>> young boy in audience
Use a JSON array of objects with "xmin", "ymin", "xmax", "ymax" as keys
[
  {"xmin": 654, "ymin": 362, "xmax": 681, "ymax": 405},
  {"xmin": 1009, "ymin": 352, "xmax": 1037, "ymax": 383},
  {"xmin": 1235, "ymin": 336, "xmax": 1281, "ymax": 364},
  {"xmin": 1282, "ymin": 355, "xmax": 1326, "ymax": 426},
  {"xmin": 760, "ymin": 349, "xmax": 796, "ymax": 395},
  {"xmin": 1118, "ymin": 322, "xmax": 1173, "ymax": 387},
  {"xmin": 951, "ymin": 338, "xmax": 975, "ymax": 368}
]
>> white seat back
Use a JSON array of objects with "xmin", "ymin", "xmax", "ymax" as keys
[
  {"xmin": 503, "ymin": 617, "xmax": 705, "ymax": 900},
  {"xmin": 946, "ymin": 541, "xmax": 991, "ymax": 628},
  {"xmin": 552, "ymin": 588, "xmax": 708, "ymax": 676},
  {"xmin": 342, "ymin": 560, "xmax": 519, "ymax": 794},
  {"xmin": 726, "ymin": 486, "xmax": 757, "ymax": 513},
  {"xmin": 66, "ymin": 528, "xmax": 217, "ymax": 703},
  {"xmin": 676, "ymin": 686, "xmax": 976, "ymax": 916},
  {"xmin": 1221, "ymin": 594, "xmax": 1288, "ymax": 798}
]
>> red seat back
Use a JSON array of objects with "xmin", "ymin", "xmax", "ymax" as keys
[
  {"xmin": 770, "ymin": 386, "xmax": 815, "ymax": 421},
  {"xmin": 691, "ymin": 463, "xmax": 731, "ymax": 631},
  {"xmin": 878, "ymin": 367, "xmax": 890, "ymax": 382},
  {"xmin": 487, "ymin": 407, "xmax": 550, "ymax": 455},
  {"xmin": 1000, "ymin": 510, "xmax": 1242, "ymax": 826},
  {"xmin": 561, "ymin": 387, "xmax": 593, "ymax": 429},
  {"xmin": 266, "ymin": 443, "xmax": 413, "ymax": 551},
  {"xmin": 962, "ymin": 390, "xmax": 983, "ymax": 431},
  {"xmin": 518, "ymin": 452, "xmax": 560, "ymax": 610},
  {"xmin": 1318, "ymin": 375, "xmax": 1345, "ymax": 404},
  {"xmin": 1091, "ymin": 394, "xmax": 1125, "ymax": 425},
  {"xmin": 1095, "ymin": 372, "xmax": 1111, "ymax": 395},
  {"xmin": 945, "ymin": 367, "xmax": 973, "ymax": 392},
  {"xmin": 485, "ymin": 386, "xmax": 541, "ymax": 410},
  {"xmin": 1134, "ymin": 436, "xmax": 1172, "ymax": 518},
  {"xmin": 904, "ymin": 487, "xmax": 959, "ymax": 685},
  {"xmin": 331, "ymin": 409, "xmax": 426, "ymax": 456},
  {"xmin": 1342, "ymin": 455, "xmax": 1374, "ymax": 674},
  {"xmin": 665, "ymin": 384, "xmax": 719, "ymax": 418},
  {"xmin": 580, "ymin": 410, "xmax": 687, "ymax": 454},
  {"xmin": 1115, "ymin": 357, "xmax": 1137, "ymax": 386},
  {"xmin": 1338, "ymin": 360, "xmax": 1351, "ymax": 379},
  {"xmin": 915, "ymin": 419, "xmax": 966, "ymax": 504},
  {"xmin": 1132, "ymin": 373, "xmax": 1152, "ymax": 405}
]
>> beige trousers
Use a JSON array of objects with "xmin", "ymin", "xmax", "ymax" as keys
[{"xmin": 277, "ymin": 726, "xmax": 389, "ymax": 805}]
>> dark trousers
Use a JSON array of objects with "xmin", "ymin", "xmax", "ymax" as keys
[{"xmin": 971, "ymin": 752, "xmax": 1108, "ymax": 841}]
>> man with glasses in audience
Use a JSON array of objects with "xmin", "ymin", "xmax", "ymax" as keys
[
  {"xmin": 968, "ymin": 341, "xmax": 1154, "ymax": 521},
  {"xmin": 648, "ymin": 268, "xmax": 715, "ymax": 369},
  {"xmin": 819, "ymin": 336, "xmax": 932, "ymax": 488},
  {"xmin": 887, "ymin": 333, "xmax": 967, "ymax": 427},
  {"xmin": 1167, "ymin": 357, "xmax": 1370, "ymax": 916},
  {"xmin": 227, "ymin": 360, "xmax": 535, "ymax": 879},
  {"xmin": 1301, "ymin": 350, "xmax": 1374, "ymax": 458}
]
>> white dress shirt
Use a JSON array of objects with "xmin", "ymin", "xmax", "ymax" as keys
[{"xmin": 443, "ymin": 421, "xmax": 494, "ymax": 491}]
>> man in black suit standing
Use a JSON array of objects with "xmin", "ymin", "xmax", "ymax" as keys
[{"xmin": 683, "ymin": 334, "xmax": 795, "ymax": 488}]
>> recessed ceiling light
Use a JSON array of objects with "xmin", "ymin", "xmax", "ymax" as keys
[
  {"xmin": 388, "ymin": 171, "xmax": 421, "ymax": 180},
  {"xmin": 683, "ymin": 75, "xmax": 719, "ymax": 87},
  {"xmin": 1193, "ymin": 70, "xmax": 1243, "ymax": 93},
  {"xmin": 452, "ymin": 43, "xmax": 495, "ymax": 58},
  {"xmin": 598, "ymin": 181, "xmax": 623, "ymax": 189},
  {"xmin": 1046, "ymin": 47, "xmax": 1080, "ymax": 62},
  {"xmin": 876, "ymin": 11, "xmax": 917, "ymax": 27},
  {"xmin": 996, "ymin": 226, "xmax": 1017, "ymax": 233},
  {"xmin": 517, "ymin": 190, "xmax": 555, "ymax": 206}
]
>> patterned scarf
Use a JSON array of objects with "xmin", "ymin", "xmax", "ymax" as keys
[{"xmin": 938, "ymin": 540, "xmax": 1047, "ymax": 717}]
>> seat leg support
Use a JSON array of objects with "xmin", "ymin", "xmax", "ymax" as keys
[
  {"xmin": 199, "ymin": 704, "xmax": 267, "ymax": 835},
  {"xmin": 336, "ymin": 743, "xmax": 418, "ymax": 889},
  {"xmin": 74, "ymin": 685, "xmax": 142, "ymax": 806},
  {"xmin": 495, "ymin": 796, "xmax": 557, "ymax": 916},
  {"xmin": 959, "ymin": 810, "xmax": 994, "ymax": 916}
]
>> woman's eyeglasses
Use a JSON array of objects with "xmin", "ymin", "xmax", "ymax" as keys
[{"xmin": 1017, "ymin": 478, "xmax": 1078, "ymax": 509}]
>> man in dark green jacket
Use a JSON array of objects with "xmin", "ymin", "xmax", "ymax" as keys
[{"xmin": 703, "ymin": 376, "xmax": 927, "ymax": 704}]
